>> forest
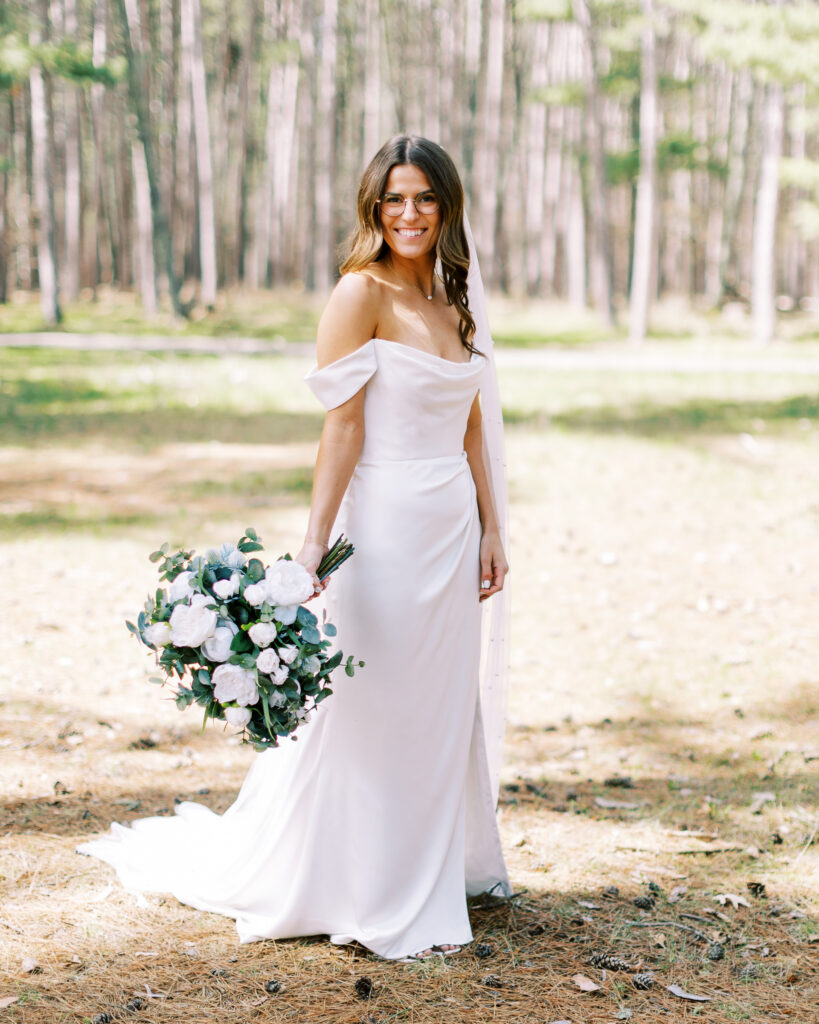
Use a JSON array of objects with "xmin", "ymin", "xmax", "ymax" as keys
[{"xmin": 2, "ymin": 0, "xmax": 819, "ymax": 344}]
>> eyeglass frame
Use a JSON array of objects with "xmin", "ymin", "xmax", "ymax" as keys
[{"xmin": 376, "ymin": 192, "xmax": 440, "ymax": 216}]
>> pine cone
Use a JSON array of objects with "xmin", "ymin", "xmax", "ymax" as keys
[
  {"xmin": 354, "ymin": 977, "xmax": 374, "ymax": 1000},
  {"xmin": 647, "ymin": 881, "xmax": 662, "ymax": 895},
  {"xmin": 707, "ymin": 943, "xmax": 726, "ymax": 961},
  {"xmin": 747, "ymin": 881, "xmax": 766, "ymax": 898},
  {"xmin": 474, "ymin": 942, "xmax": 494, "ymax": 958},
  {"xmin": 633, "ymin": 894, "xmax": 656, "ymax": 910},
  {"xmin": 91, "ymin": 1015, "xmax": 113, "ymax": 1024},
  {"xmin": 265, "ymin": 979, "xmax": 282, "ymax": 994},
  {"xmin": 602, "ymin": 885, "xmax": 620, "ymax": 900},
  {"xmin": 632, "ymin": 972, "xmax": 654, "ymax": 990},
  {"xmin": 589, "ymin": 951, "xmax": 633, "ymax": 971},
  {"xmin": 481, "ymin": 974, "xmax": 504, "ymax": 988}
]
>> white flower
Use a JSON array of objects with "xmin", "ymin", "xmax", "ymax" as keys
[
  {"xmin": 268, "ymin": 690, "xmax": 287, "ymax": 708},
  {"xmin": 168, "ymin": 571, "xmax": 195, "ymax": 603},
  {"xmin": 271, "ymin": 664, "xmax": 290, "ymax": 686},
  {"xmin": 202, "ymin": 622, "xmax": 238, "ymax": 663},
  {"xmin": 224, "ymin": 705, "xmax": 252, "ymax": 728},
  {"xmin": 278, "ymin": 644, "xmax": 299, "ymax": 665},
  {"xmin": 255, "ymin": 648, "xmax": 281, "ymax": 674},
  {"xmin": 248, "ymin": 621, "xmax": 278, "ymax": 648},
  {"xmin": 264, "ymin": 559, "xmax": 314, "ymax": 606},
  {"xmin": 243, "ymin": 582, "xmax": 268, "ymax": 607},
  {"xmin": 273, "ymin": 604, "xmax": 299, "ymax": 625},
  {"xmin": 212, "ymin": 573, "xmax": 241, "ymax": 599},
  {"xmin": 297, "ymin": 708, "xmax": 312, "ymax": 723},
  {"xmin": 143, "ymin": 620, "xmax": 172, "ymax": 647},
  {"xmin": 212, "ymin": 664, "xmax": 259, "ymax": 707},
  {"xmin": 169, "ymin": 597, "xmax": 217, "ymax": 647}
]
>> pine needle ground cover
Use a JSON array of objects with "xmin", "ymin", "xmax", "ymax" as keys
[{"xmin": 0, "ymin": 343, "xmax": 817, "ymax": 1023}]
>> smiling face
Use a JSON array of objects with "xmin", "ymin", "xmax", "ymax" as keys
[{"xmin": 378, "ymin": 164, "xmax": 441, "ymax": 262}]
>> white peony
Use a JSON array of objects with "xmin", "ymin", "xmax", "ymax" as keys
[
  {"xmin": 255, "ymin": 648, "xmax": 281, "ymax": 674},
  {"xmin": 212, "ymin": 572, "xmax": 241, "ymax": 599},
  {"xmin": 143, "ymin": 620, "xmax": 172, "ymax": 647},
  {"xmin": 268, "ymin": 690, "xmax": 287, "ymax": 708},
  {"xmin": 202, "ymin": 622, "xmax": 238, "ymax": 663},
  {"xmin": 224, "ymin": 705, "xmax": 252, "ymax": 728},
  {"xmin": 169, "ymin": 597, "xmax": 218, "ymax": 647},
  {"xmin": 273, "ymin": 604, "xmax": 299, "ymax": 625},
  {"xmin": 271, "ymin": 664, "xmax": 290, "ymax": 685},
  {"xmin": 248, "ymin": 621, "xmax": 277, "ymax": 648},
  {"xmin": 243, "ymin": 582, "xmax": 268, "ymax": 607},
  {"xmin": 168, "ymin": 570, "xmax": 195, "ymax": 603},
  {"xmin": 301, "ymin": 654, "xmax": 321, "ymax": 676},
  {"xmin": 212, "ymin": 664, "xmax": 259, "ymax": 707},
  {"xmin": 278, "ymin": 644, "xmax": 299, "ymax": 665},
  {"xmin": 264, "ymin": 559, "xmax": 314, "ymax": 606}
]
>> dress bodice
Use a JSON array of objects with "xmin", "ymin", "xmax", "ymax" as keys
[{"xmin": 305, "ymin": 338, "xmax": 483, "ymax": 461}]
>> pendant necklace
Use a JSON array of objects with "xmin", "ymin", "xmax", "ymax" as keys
[{"xmin": 390, "ymin": 263, "xmax": 435, "ymax": 301}]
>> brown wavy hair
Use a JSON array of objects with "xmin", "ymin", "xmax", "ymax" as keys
[{"xmin": 339, "ymin": 135, "xmax": 479, "ymax": 354}]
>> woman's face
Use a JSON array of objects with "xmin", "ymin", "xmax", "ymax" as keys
[{"xmin": 378, "ymin": 163, "xmax": 441, "ymax": 262}]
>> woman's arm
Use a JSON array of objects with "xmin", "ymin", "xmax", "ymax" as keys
[
  {"xmin": 295, "ymin": 273, "xmax": 379, "ymax": 587},
  {"xmin": 464, "ymin": 393, "xmax": 509, "ymax": 602}
]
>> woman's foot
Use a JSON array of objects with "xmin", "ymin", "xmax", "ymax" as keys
[{"xmin": 402, "ymin": 943, "xmax": 462, "ymax": 961}]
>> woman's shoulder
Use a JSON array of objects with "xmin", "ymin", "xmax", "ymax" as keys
[{"xmin": 316, "ymin": 268, "xmax": 383, "ymax": 367}]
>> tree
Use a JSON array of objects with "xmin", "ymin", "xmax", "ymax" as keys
[{"xmin": 628, "ymin": 0, "xmax": 657, "ymax": 343}]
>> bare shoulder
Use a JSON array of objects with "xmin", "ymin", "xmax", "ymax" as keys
[{"xmin": 315, "ymin": 270, "xmax": 384, "ymax": 368}]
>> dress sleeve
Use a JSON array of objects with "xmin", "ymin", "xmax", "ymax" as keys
[{"xmin": 303, "ymin": 340, "xmax": 377, "ymax": 411}]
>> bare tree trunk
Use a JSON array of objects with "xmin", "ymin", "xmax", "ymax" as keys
[
  {"xmin": 628, "ymin": 0, "xmax": 656, "ymax": 343},
  {"xmin": 573, "ymin": 0, "xmax": 614, "ymax": 324},
  {"xmin": 181, "ymin": 0, "xmax": 217, "ymax": 306},
  {"xmin": 256, "ymin": 0, "xmax": 302, "ymax": 287},
  {"xmin": 704, "ymin": 68, "xmax": 732, "ymax": 303},
  {"xmin": 474, "ymin": 0, "xmax": 504, "ymax": 285},
  {"xmin": 524, "ymin": 21, "xmax": 549, "ymax": 295},
  {"xmin": 719, "ymin": 70, "xmax": 753, "ymax": 302},
  {"xmin": 132, "ymin": 139, "xmax": 157, "ymax": 312},
  {"xmin": 29, "ymin": 8, "xmax": 61, "ymax": 324},
  {"xmin": 313, "ymin": 0, "xmax": 338, "ymax": 289},
  {"xmin": 115, "ymin": 0, "xmax": 183, "ymax": 315},
  {"xmin": 751, "ymin": 81, "xmax": 784, "ymax": 346}
]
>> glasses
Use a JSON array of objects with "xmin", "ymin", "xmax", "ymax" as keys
[{"xmin": 377, "ymin": 192, "xmax": 439, "ymax": 216}]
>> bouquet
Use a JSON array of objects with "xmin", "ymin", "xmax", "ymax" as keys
[{"xmin": 126, "ymin": 528, "xmax": 363, "ymax": 750}]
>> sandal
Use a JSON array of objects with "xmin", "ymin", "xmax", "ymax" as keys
[{"xmin": 399, "ymin": 943, "xmax": 463, "ymax": 962}]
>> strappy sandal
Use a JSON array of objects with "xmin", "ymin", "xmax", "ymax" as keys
[{"xmin": 399, "ymin": 943, "xmax": 463, "ymax": 962}]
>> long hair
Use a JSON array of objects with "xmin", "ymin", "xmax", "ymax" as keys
[{"xmin": 339, "ymin": 135, "xmax": 479, "ymax": 353}]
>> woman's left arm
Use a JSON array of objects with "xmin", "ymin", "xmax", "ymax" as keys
[{"xmin": 464, "ymin": 393, "xmax": 508, "ymax": 602}]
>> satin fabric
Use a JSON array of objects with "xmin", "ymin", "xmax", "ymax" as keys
[{"xmin": 77, "ymin": 338, "xmax": 511, "ymax": 959}]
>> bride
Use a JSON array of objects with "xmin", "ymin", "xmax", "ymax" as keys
[{"xmin": 78, "ymin": 134, "xmax": 512, "ymax": 962}]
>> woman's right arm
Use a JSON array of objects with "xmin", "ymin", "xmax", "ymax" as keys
[{"xmin": 295, "ymin": 273, "xmax": 379, "ymax": 585}]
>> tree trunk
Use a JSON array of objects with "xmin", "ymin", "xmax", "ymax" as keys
[
  {"xmin": 115, "ymin": 0, "xmax": 183, "ymax": 315},
  {"xmin": 181, "ymin": 0, "xmax": 217, "ymax": 306},
  {"xmin": 474, "ymin": 0, "xmax": 504, "ymax": 285},
  {"xmin": 313, "ymin": 0, "xmax": 338, "ymax": 289},
  {"xmin": 29, "ymin": 9, "xmax": 61, "ymax": 324},
  {"xmin": 628, "ymin": 0, "xmax": 656, "ymax": 343},
  {"xmin": 573, "ymin": 0, "xmax": 614, "ymax": 324},
  {"xmin": 751, "ymin": 81, "xmax": 784, "ymax": 346}
]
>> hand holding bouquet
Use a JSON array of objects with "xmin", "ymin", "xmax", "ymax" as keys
[{"xmin": 127, "ymin": 529, "xmax": 362, "ymax": 750}]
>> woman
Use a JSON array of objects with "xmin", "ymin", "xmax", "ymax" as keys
[{"xmin": 78, "ymin": 135, "xmax": 512, "ymax": 962}]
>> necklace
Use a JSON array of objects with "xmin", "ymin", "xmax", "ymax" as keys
[{"xmin": 389, "ymin": 263, "xmax": 435, "ymax": 301}]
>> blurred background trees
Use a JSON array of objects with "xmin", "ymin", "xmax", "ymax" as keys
[{"xmin": 1, "ymin": 0, "xmax": 818, "ymax": 341}]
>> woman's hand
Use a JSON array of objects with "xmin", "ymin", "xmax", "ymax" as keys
[
  {"xmin": 479, "ymin": 530, "xmax": 509, "ymax": 602},
  {"xmin": 295, "ymin": 540, "xmax": 330, "ymax": 601}
]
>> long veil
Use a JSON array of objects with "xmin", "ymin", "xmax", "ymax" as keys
[{"xmin": 463, "ymin": 212, "xmax": 510, "ymax": 808}]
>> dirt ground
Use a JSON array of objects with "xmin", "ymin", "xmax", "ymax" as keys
[{"xmin": 0, "ymin": 342, "xmax": 817, "ymax": 1023}]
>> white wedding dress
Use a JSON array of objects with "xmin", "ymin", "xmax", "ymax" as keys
[{"xmin": 78, "ymin": 336, "xmax": 512, "ymax": 960}]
